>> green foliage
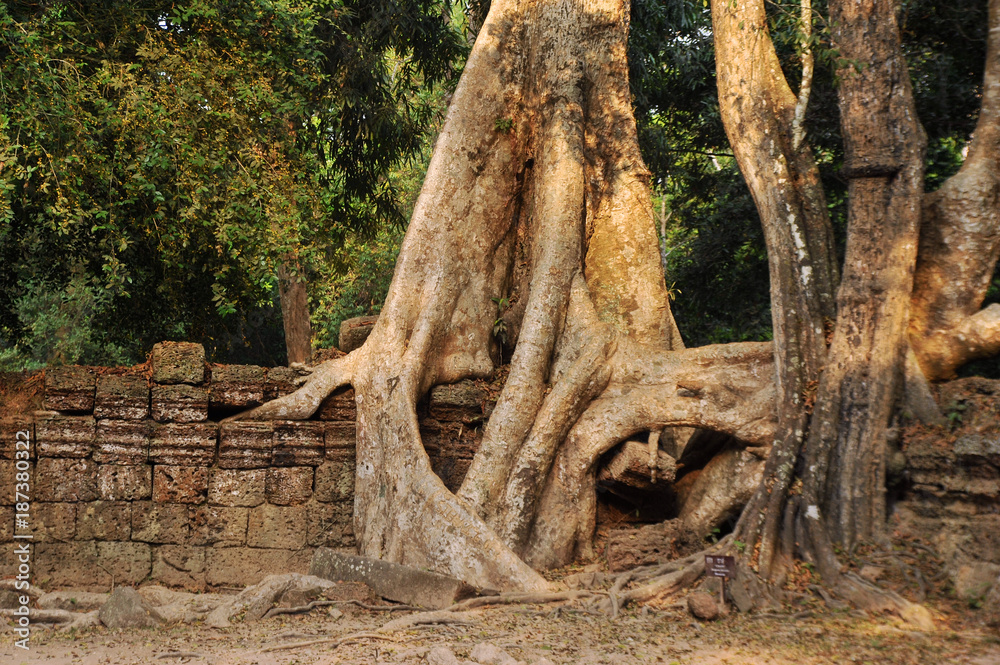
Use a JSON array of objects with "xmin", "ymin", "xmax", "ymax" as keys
[
  {"xmin": 945, "ymin": 400, "xmax": 968, "ymax": 431},
  {"xmin": 0, "ymin": 0, "xmax": 465, "ymax": 365},
  {"xmin": 493, "ymin": 117, "xmax": 514, "ymax": 133}
]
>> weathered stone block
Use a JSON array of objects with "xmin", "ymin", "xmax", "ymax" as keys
[
  {"xmin": 153, "ymin": 465, "xmax": 209, "ymax": 504},
  {"xmin": 35, "ymin": 413, "xmax": 95, "ymax": 458},
  {"xmin": 324, "ymin": 421, "xmax": 356, "ymax": 453},
  {"xmin": 149, "ymin": 423, "xmax": 216, "ymax": 466},
  {"xmin": 263, "ymin": 366, "xmax": 301, "ymax": 400},
  {"xmin": 96, "ymin": 541, "xmax": 153, "ymax": 586},
  {"xmin": 151, "ymin": 342, "xmax": 206, "ymax": 385},
  {"xmin": 97, "ymin": 463, "xmax": 151, "ymax": 500},
  {"xmin": 314, "ymin": 455, "xmax": 355, "ymax": 503},
  {"xmin": 209, "ymin": 364, "xmax": 266, "ymax": 408},
  {"xmin": 99, "ymin": 586, "xmax": 164, "ymax": 628},
  {"xmin": 306, "ymin": 501, "xmax": 354, "ymax": 548},
  {"xmin": 0, "ymin": 459, "xmax": 32, "ymax": 505},
  {"xmin": 131, "ymin": 501, "xmax": 190, "ymax": 544},
  {"xmin": 310, "ymin": 550, "xmax": 476, "ymax": 609},
  {"xmin": 36, "ymin": 457, "xmax": 97, "ymax": 501},
  {"xmin": 248, "ymin": 504, "xmax": 307, "ymax": 549},
  {"xmin": 273, "ymin": 421, "xmax": 324, "ymax": 466},
  {"xmin": 0, "ymin": 506, "xmax": 13, "ymax": 542},
  {"xmin": 0, "ymin": 418, "xmax": 34, "ymax": 459},
  {"xmin": 205, "ymin": 547, "xmax": 312, "ymax": 588},
  {"xmin": 428, "ymin": 380, "xmax": 487, "ymax": 423},
  {"xmin": 338, "ymin": 315, "xmax": 378, "ymax": 353},
  {"xmin": 208, "ymin": 468, "xmax": 266, "ymax": 507},
  {"xmin": 219, "ymin": 422, "xmax": 272, "ymax": 468},
  {"xmin": 266, "ymin": 466, "xmax": 314, "ymax": 506},
  {"xmin": 35, "ymin": 541, "xmax": 101, "ymax": 589},
  {"xmin": 316, "ymin": 387, "xmax": 356, "ymax": 421},
  {"xmin": 76, "ymin": 501, "xmax": 131, "ymax": 540},
  {"xmin": 94, "ymin": 420, "xmax": 151, "ymax": 465},
  {"xmin": 94, "ymin": 374, "xmax": 150, "ymax": 420},
  {"xmin": 43, "ymin": 365, "xmax": 96, "ymax": 412},
  {"xmin": 190, "ymin": 505, "xmax": 248, "ymax": 546},
  {"xmin": 152, "ymin": 384, "xmax": 209, "ymax": 423},
  {"xmin": 33, "ymin": 502, "xmax": 76, "ymax": 541},
  {"xmin": 152, "ymin": 545, "xmax": 206, "ymax": 591}
]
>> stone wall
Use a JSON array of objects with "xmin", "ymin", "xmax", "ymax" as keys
[{"xmin": 0, "ymin": 342, "xmax": 490, "ymax": 592}]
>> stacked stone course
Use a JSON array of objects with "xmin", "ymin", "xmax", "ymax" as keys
[{"xmin": 0, "ymin": 341, "xmax": 491, "ymax": 592}]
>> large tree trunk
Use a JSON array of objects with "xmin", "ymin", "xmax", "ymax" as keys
[
  {"xmin": 909, "ymin": 0, "xmax": 1000, "ymax": 381},
  {"xmin": 235, "ymin": 0, "xmax": 776, "ymax": 590},
  {"xmin": 710, "ymin": 0, "xmax": 838, "ymax": 580}
]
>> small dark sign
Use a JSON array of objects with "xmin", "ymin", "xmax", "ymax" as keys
[{"xmin": 705, "ymin": 555, "xmax": 736, "ymax": 579}]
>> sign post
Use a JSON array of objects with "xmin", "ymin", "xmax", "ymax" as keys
[{"xmin": 704, "ymin": 555, "xmax": 736, "ymax": 608}]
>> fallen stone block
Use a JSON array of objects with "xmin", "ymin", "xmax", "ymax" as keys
[
  {"xmin": 99, "ymin": 587, "xmax": 164, "ymax": 629},
  {"xmin": 309, "ymin": 549, "xmax": 477, "ymax": 609}
]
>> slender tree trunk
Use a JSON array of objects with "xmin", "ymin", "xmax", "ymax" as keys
[
  {"xmin": 909, "ymin": 0, "xmax": 1000, "ymax": 380},
  {"xmin": 710, "ymin": 0, "xmax": 838, "ymax": 579},
  {"xmin": 277, "ymin": 261, "xmax": 313, "ymax": 365}
]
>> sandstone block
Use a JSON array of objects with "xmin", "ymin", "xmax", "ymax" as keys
[
  {"xmin": 33, "ymin": 502, "xmax": 76, "ymax": 541},
  {"xmin": 428, "ymin": 380, "xmax": 487, "ymax": 423},
  {"xmin": 338, "ymin": 315, "xmax": 378, "ymax": 353},
  {"xmin": 310, "ymin": 550, "xmax": 476, "ymax": 609},
  {"xmin": 97, "ymin": 463, "xmax": 152, "ymax": 500},
  {"xmin": 151, "ymin": 342, "xmax": 206, "ymax": 385},
  {"xmin": 36, "ymin": 457, "xmax": 97, "ymax": 502},
  {"xmin": 152, "ymin": 384, "xmax": 208, "ymax": 423},
  {"xmin": 688, "ymin": 592, "xmax": 720, "ymax": 621},
  {"xmin": 131, "ymin": 501, "xmax": 190, "ymax": 544},
  {"xmin": 94, "ymin": 374, "xmax": 150, "ymax": 420},
  {"xmin": 152, "ymin": 545, "xmax": 206, "ymax": 591},
  {"xmin": 205, "ymin": 547, "xmax": 312, "ymax": 588},
  {"xmin": 0, "ymin": 459, "xmax": 32, "ymax": 505},
  {"xmin": 94, "ymin": 420, "xmax": 151, "ymax": 464},
  {"xmin": 0, "ymin": 418, "xmax": 34, "ymax": 459},
  {"xmin": 153, "ymin": 465, "xmax": 209, "ymax": 504},
  {"xmin": 43, "ymin": 365, "xmax": 96, "ymax": 412},
  {"xmin": 208, "ymin": 468, "xmax": 266, "ymax": 507},
  {"xmin": 219, "ymin": 422, "xmax": 272, "ymax": 468},
  {"xmin": 307, "ymin": 501, "xmax": 354, "ymax": 548},
  {"xmin": 35, "ymin": 541, "xmax": 151, "ymax": 590},
  {"xmin": 190, "ymin": 505, "xmax": 248, "ymax": 546},
  {"xmin": 248, "ymin": 504, "xmax": 307, "ymax": 549},
  {"xmin": 35, "ymin": 413, "xmax": 95, "ymax": 458},
  {"xmin": 314, "ymin": 455, "xmax": 355, "ymax": 503},
  {"xmin": 0, "ymin": 506, "xmax": 13, "ymax": 542},
  {"xmin": 317, "ymin": 386, "xmax": 357, "ymax": 421},
  {"xmin": 273, "ymin": 421, "xmax": 324, "ymax": 466},
  {"xmin": 263, "ymin": 366, "xmax": 301, "ymax": 400},
  {"xmin": 209, "ymin": 364, "xmax": 266, "ymax": 408},
  {"xmin": 149, "ymin": 423, "xmax": 216, "ymax": 465},
  {"xmin": 266, "ymin": 466, "xmax": 314, "ymax": 505},
  {"xmin": 324, "ymin": 421, "xmax": 356, "ymax": 453},
  {"xmin": 76, "ymin": 501, "xmax": 131, "ymax": 540}
]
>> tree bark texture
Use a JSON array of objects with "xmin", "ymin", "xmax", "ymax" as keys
[
  {"xmin": 278, "ymin": 262, "xmax": 313, "ymax": 365},
  {"xmin": 710, "ymin": 0, "xmax": 838, "ymax": 579},
  {"xmin": 796, "ymin": 0, "xmax": 926, "ymax": 576},
  {"xmin": 236, "ymin": 0, "xmax": 767, "ymax": 591},
  {"xmin": 909, "ymin": 0, "xmax": 1000, "ymax": 380}
]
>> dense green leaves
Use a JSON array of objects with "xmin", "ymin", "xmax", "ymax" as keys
[{"xmin": 0, "ymin": 0, "xmax": 463, "ymax": 366}]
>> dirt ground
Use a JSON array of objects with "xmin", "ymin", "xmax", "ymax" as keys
[{"xmin": 3, "ymin": 584, "xmax": 999, "ymax": 665}]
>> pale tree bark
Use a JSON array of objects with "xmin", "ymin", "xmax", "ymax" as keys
[
  {"xmin": 709, "ymin": 0, "xmax": 838, "ymax": 580},
  {"xmin": 909, "ymin": 0, "xmax": 1000, "ymax": 381},
  {"xmin": 233, "ymin": 0, "xmax": 774, "ymax": 591}
]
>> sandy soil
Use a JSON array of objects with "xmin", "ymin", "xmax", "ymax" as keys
[{"xmin": 3, "ymin": 589, "xmax": 999, "ymax": 665}]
